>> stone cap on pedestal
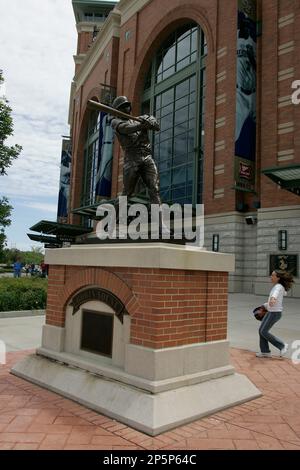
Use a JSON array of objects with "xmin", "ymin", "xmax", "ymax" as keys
[{"xmin": 45, "ymin": 243, "xmax": 235, "ymax": 272}]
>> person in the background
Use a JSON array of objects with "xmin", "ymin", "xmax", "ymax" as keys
[
  {"xmin": 256, "ymin": 270, "xmax": 294, "ymax": 358},
  {"xmin": 40, "ymin": 261, "xmax": 48, "ymax": 278},
  {"xmin": 13, "ymin": 259, "xmax": 22, "ymax": 278}
]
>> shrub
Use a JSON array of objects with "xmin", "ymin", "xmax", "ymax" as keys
[
  {"xmin": 0, "ymin": 278, "xmax": 47, "ymax": 312},
  {"xmin": 0, "ymin": 267, "xmax": 13, "ymax": 273}
]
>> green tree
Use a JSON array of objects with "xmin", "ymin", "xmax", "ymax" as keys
[
  {"xmin": 0, "ymin": 70, "xmax": 22, "ymax": 174},
  {"xmin": 0, "ymin": 246, "xmax": 44, "ymax": 266},
  {"xmin": 0, "ymin": 197, "xmax": 13, "ymax": 256},
  {"xmin": 0, "ymin": 247, "xmax": 21, "ymax": 265},
  {"xmin": 22, "ymin": 246, "xmax": 44, "ymax": 265},
  {"xmin": 0, "ymin": 70, "xmax": 22, "ymax": 253}
]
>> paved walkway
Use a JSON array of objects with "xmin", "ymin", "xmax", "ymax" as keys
[
  {"xmin": 0, "ymin": 316, "xmax": 44, "ymax": 352},
  {"xmin": 0, "ymin": 348, "xmax": 299, "ymax": 450},
  {"xmin": 228, "ymin": 294, "xmax": 300, "ymax": 359},
  {"xmin": 0, "ymin": 293, "xmax": 299, "ymax": 450}
]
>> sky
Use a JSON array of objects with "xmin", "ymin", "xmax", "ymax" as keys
[{"xmin": 0, "ymin": 0, "xmax": 78, "ymax": 251}]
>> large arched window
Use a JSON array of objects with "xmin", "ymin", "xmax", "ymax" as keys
[{"xmin": 142, "ymin": 23, "xmax": 207, "ymax": 205}]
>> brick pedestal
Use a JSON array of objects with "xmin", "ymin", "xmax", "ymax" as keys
[
  {"xmin": 46, "ymin": 265, "xmax": 228, "ymax": 346},
  {"xmin": 11, "ymin": 244, "xmax": 261, "ymax": 435}
]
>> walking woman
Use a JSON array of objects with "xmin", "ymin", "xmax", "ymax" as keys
[{"xmin": 256, "ymin": 270, "xmax": 294, "ymax": 358}]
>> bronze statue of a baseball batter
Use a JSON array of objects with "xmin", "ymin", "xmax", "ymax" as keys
[{"xmin": 110, "ymin": 96, "xmax": 161, "ymax": 205}]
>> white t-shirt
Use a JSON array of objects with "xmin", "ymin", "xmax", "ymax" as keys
[{"xmin": 264, "ymin": 283, "xmax": 287, "ymax": 312}]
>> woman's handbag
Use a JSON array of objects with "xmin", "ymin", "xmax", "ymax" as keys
[{"xmin": 253, "ymin": 305, "xmax": 268, "ymax": 321}]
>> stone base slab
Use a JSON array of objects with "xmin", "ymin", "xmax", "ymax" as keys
[
  {"xmin": 41, "ymin": 322, "xmax": 232, "ymax": 383},
  {"xmin": 11, "ymin": 354, "xmax": 261, "ymax": 436},
  {"xmin": 125, "ymin": 341, "xmax": 231, "ymax": 381},
  {"xmin": 35, "ymin": 347, "xmax": 235, "ymax": 394}
]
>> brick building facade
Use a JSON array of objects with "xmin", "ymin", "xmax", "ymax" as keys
[{"xmin": 66, "ymin": 0, "xmax": 300, "ymax": 297}]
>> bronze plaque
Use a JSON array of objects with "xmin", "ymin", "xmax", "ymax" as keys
[{"xmin": 81, "ymin": 309, "xmax": 113, "ymax": 357}]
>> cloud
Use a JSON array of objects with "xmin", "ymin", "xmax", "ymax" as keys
[
  {"xmin": 0, "ymin": 1, "xmax": 117, "ymax": 250},
  {"xmin": 20, "ymin": 201, "xmax": 58, "ymax": 213},
  {"xmin": 0, "ymin": 0, "xmax": 76, "ymax": 201}
]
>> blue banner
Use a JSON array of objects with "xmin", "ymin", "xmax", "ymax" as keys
[
  {"xmin": 235, "ymin": 0, "xmax": 257, "ymax": 192},
  {"xmin": 95, "ymin": 112, "xmax": 114, "ymax": 198},
  {"xmin": 57, "ymin": 138, "xmax": 72, "ymax": 220}
]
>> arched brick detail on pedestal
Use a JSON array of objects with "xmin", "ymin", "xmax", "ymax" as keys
[{"xmin": 61, "ymin": 267, "xmax": 140, "ymax": 318}]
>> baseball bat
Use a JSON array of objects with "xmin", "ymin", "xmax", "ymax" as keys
[{"xmin": 87, "ymin": 100, "xmax": 143, "ymax": 123}]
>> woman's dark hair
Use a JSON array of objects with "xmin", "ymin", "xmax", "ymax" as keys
[{"xmin": 275, "ymin": 270, "xmax": 294, "ymax": 291}]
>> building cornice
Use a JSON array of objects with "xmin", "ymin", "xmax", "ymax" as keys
[
  {"xmin": 76, "ymin": 22, "xmax": 97, "ymax": 33},
  {"xmin": 73, "ymin": 10, "xmax": 121, "ymax": 92},
  {"xmin": 73, "ymin": 53, "xmax": 86, "ymax": 65},
  {"xmin": 257, "ymin": 205, "xmax": 300, "ymax": 220},
  {"xmin": 68, "ymin": 81, "xmax": 76, "ymax": 126},
  {"xmin": 117, "ymin": 0, "xmax": 152, "ymax": 26},
  {"xmin": 257, "ymin": 205, "xmax": 300, "ymax": 213}
]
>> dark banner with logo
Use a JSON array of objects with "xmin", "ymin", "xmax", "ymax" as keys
[
  {"xmin": 95, "ymin": 112, "xmax": 114, "ymax": 199},
  {"xmin": 57, "ymin": 138, "xmax": 72, "ymax": 221},
  {"xmin": 235, "ymin": 0, "xmax": 257, "ymax": 192},
  {"xmin": 270, "ymin": 255, "xmax": 298, "ymax": 277}
]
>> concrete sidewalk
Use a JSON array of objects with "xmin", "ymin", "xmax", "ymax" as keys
[
  {"xmin": 0, "ymin": 316, "xmax": 45, "ymax": 352},
  {"xmin": 228, "ymin": 294, "xmax": 300, "ymax": 359}
]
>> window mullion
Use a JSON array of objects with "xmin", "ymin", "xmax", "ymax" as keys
[
  {"xmin": 153, "ymin": 63, "xmax": 197, "ymax": 96},
  {"xmin": 150, "ymin": 56, "xmax": 156, "ymax": 115},
  {"xmin": 193, "ymin": 26, "xmax": 203, "ymax": 206},
  {"xmin": 171, "ymin": 87, "xmax": 175, "ymax": 196}
]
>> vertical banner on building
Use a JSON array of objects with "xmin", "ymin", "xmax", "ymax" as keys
[
  {"xmin": 57, "ymin": 138, "xmax": 72, "ymax": 221},
  {"xmin": 95, "ymin": 112, "xmax": 114, "ymax": 198},
  {"xmin": 235, "ymin": 0, "xmax": 257, "ymax": 192}
]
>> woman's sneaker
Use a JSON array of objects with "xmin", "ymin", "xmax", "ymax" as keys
[
  {"xmin": 256, "ymin": 352, "xmax": 272, "ymax": 358},
  {"xmin": 280, "ymin": 343, "xmax": 289, "ymax": 357}
]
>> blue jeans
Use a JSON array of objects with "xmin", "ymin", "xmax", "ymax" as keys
[{"xmin": 259, "ymin": 311, "xmax": 285, "ymax": 353}]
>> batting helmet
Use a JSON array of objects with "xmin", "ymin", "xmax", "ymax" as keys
[{"xmin": 112, "ymin": 96, "xmax": 131, "ymax": 110}]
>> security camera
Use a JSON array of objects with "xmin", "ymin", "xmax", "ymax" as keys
[{"xmin": 245, "ymin": 216, "xmax": 257, "ymax": 225}]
